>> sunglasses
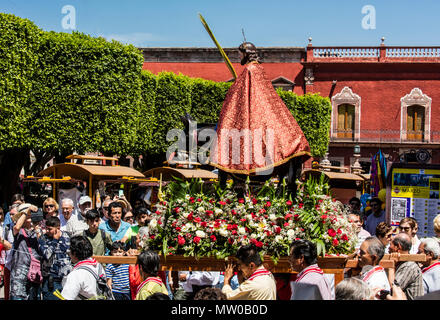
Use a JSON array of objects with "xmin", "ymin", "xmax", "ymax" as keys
[
  {"xmin": 45, "ymin": 204, "xmax": 55, "ymax": 208},
  {"xmin": 399, "ymin": 226, "xmax": 411, "ymax": 231}
]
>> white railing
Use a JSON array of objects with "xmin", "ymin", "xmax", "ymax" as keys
[{"xmin": 313, "ymin": 47, "xmax": 380, "ymax": 58}]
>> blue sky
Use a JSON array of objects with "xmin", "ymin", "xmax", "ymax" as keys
[{"xmin": 1, "ymin": 0, "xmax": 440, "ymax": 47}]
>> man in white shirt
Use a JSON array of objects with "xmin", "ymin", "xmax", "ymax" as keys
[
  {"xmin": 418, "ymin": 237, "xmax": 440, "ymax": 294},
  {"xmin": 358, "ymin": 237, "xmax": 391, "ymax": 293},
  {"xmin": 349, "ymin": 212, "xmax": 371, "ymax": 250},
  {"xmin": 222, "ymin": 244, "xmax": 276, "ymax": 300},
  {"xmin": 61, "ymin": 235, "xmax": 106, "ymax": 300},
  {"xmin": 179, "ymin": 271, "xmax": 220, "ymax": 299},
  {"xmin": 65, "ymin": 195, "xmax": 90, "ymax": 237}
]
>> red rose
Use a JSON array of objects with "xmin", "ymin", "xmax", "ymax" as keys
[
  {"xmin": 150, "ymin": 235, "xmax": 155, "ymax": 240},
  {"xmin": 226, "ymin": 199, "xmax": 232, "ymax": 204},
  {"xmin": 157, "ymin": 220, "xmax": 162, "ymax": 225},
  {"xmin": 194, "ymin": 217, "xmax": 201, "ymax": 223},
  {"xmin": 284, "ymin": 222, "xmax": 289, "ymax": 227},
  {"xmin": 341, "ymin": 234, "xmax": 348, "ymax": 241},
  {"xmin": 219, "ymin": 201, "xmax": 227, "ymax": 206},
  {"xmin": 286, "ymin": 200, "xmax": 293, "ymax": 206},
  {"xmin": 285, "ymin": 213, "xmax": 293, "ymax": 219},
  {"xmin": 265, "ymin": 201, "xmax": 271, "ymax": 207},
  {"xmin": 255, "ymin": 241, "xmax": 263, "ymax": 248},
  {"xmin": 332, "ymin": 239, "xmax": 339, "ymax": 246},
  {"xmin": 328, "ymin": 229, "xmax": 336, "ymax": 237},
  {"xmin": 337, "ymin": 228, "xmax": 342, "ymax": 234},
  {"xmin": 205, "ymin": 210, "xmax": 213, "ymax": 215},
  {"xmin": 321, "ymin": 215, "xmax": 327, "ymax": 221},
  {"xmin": 193, "ymin": 236, "xmax": 201, "ymax": 244},
  {"xmin": 155, "ymin": 210, "xmax": 161, "ymax": 215},
  {"xmin": 175, "ymin": 226, "xmax": 181, "ymax": 231},
  {"xmin": 174, "ymin": 207, "xmax": 180, "ymax": 213},
  {"xmin": 259, "ymin": 208, "xmax": 266, "ymax": 214},
  {"xmin": 228, "ymin": 238, "xmax": 234, "ymax": 245},
  {"xmin": 197, "ymin": 198, "xmax": 202, "ymax": 202},
  {"xmin": 275, "ymin": 227, "xmax": 281, "ymax": 234},
  {"xmin": 232, "ymin": 230, "xmax": 237, "ymax": 235},
  {"xmin": 240, "ymin": 218, "xmax": 246, "ymax": 222},
  {"xmin": 187, "ymin": 213, "xmax": 193, "ymax": 221},
  {"xmin": 238, "ymin": 198, "xmax": 245, "ymax": 204},
  {"xmin": 294, "ymin": 214, "xmax": 299, "ymax": 221},
  {"xmin": 231, "ymin": 210, "xmax": 237, "ymax": 215},
  {"xmin": 200, "ymin": 221, "xmax": 207, "ymax": 228},
  {"xmin": 252, "ymin": 198, "xmax": 258, "ymax": 205},
  {"xmin": 210, "ymin": 235, "xmax": 217, "ymax": 242},
  {"xmin": 298, "ymin": 203, "xmax": 304, "ymax": 208},
  {"xmin": 178, "ymin": 236, "xmax": 185, "ymax": 246}
]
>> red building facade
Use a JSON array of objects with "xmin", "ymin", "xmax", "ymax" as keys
[{"xmin": 141, "ymin": 41, "xmax": 440, "ymax": 172}]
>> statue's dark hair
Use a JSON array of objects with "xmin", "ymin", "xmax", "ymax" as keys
[
  {"xmin": 290, "ymin": 239, "xmax": 317, "ymax": 266},
  {"xmin": 238, "ymin": 42, "xmax": 261, "ymax": 65}
]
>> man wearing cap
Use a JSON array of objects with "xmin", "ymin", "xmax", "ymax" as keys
[{"xmin": 65, "ymin": 195, "xmax": 91, "ymax": 237}]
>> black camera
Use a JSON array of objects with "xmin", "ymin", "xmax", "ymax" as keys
[
  {"xmin": 378, "ymin": 289, "xmax": 391, "ymax": 300},
  {"xmin": 31, "ymin": 208, "xmax": 44, "ymax": 223}
]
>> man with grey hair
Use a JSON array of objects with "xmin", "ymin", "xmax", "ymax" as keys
[
  {"xmin": 60, "ymin": 198, "xmax": 75, "ymax": 231},
  {"xmin": 389, "ymin": 232, "xmax": 424, "ymax": 299},
  {"xmin": 358, "ymin": 236, "xmax": 390, "ymax": 292},
  {"xmin": 335, "ymin": 278, "xmax": 371, "ymax": 300},
  {"xmin": 418, "ymin": 237, "xmax": 440, "ymax": 294}
]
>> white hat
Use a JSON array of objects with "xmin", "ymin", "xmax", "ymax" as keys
[
  {"xmin": 78, "ymin": 195, "xmax": 92, "ymax": 205},
  {"xmin": 17, "ymin": 203, "xmax": 32, "ymax": 214}
]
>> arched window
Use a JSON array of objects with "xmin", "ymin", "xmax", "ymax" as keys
[
  {"xmin": 337, "ymin": 104, "xmax": 355, "ymax": 139},
  {"xmin": 406, "ymin": 105, "xmax": 425, "ymax": 141},
  {"xmin": 400, "ymin": 88, "xmax": 431, "ymax": 143},
  {"xmin": 331, "ymin": 87, "xmax": 361, "ymax": 141}
]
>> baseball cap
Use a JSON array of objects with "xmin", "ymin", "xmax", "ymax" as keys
[{"xmin": 79, "ymin": 195, "xmax": 92, "ymax": 205}]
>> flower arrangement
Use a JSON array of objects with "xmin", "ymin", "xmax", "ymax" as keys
[{"xmin": 146, "ymin": 174, "xmax": 357, "ymax": 262}]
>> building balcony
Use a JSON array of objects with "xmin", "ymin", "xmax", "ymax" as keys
[{"xmin": 307, "ymin": 43, "xmax": 440, "ymax": 63}]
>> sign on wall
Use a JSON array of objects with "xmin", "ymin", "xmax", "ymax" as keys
[{"xmin": 390, "ymin": 167, "xmax": 440, "ymax": 238}]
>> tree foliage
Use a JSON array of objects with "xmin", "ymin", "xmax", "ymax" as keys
[{"xmin": 0, "ymin": 13, "xmax": 41, "ymax": 150}]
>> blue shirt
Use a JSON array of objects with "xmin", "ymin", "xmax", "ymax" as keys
[
  {"xmin": 99, "ymin": 220, "xmax": 131, "ymax": 242},
  {"xmin": 105, "ymin": 263, "xmax": 130, "ymax": 294},
  {"xmin": 38, "ymin": 231, "xmax": 72, "ymax": 279}
]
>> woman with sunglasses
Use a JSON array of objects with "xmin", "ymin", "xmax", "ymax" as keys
[
  {"xmin": 399, "ymin": 217, "xmax": 421, "ymax": 254},
  {"xmin": 39, "ymin": 198, "xmax": 59, "ymax": 234}
]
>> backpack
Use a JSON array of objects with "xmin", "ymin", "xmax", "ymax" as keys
[
  {"xmin": 21, "ymin": 229, "xmax": 43, "ymax": 284},
  {"xmin": 76, "ymin": 264, "xmax": 115, "ymax": 300}
]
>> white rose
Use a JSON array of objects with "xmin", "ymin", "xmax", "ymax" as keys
[
  {"xmin": 287, "ymin": 229, "xmax": 295, "ymax": 240},
  {"xmin": 219, "ymin": 229, "xmax": 229, "ymax": 237},
  {"xmin": 149, "ymin": 219, "xmax": 157, "ymax": 229},
  {"xmin": 275, "ymin": 235, "xmax": 283, "ymax": 243},
  {"xmin": 215, "ymin": 208, "xmax": 223, "ymax": 215},
  {"xmin": 269, "ymin": 214, "xmax": 277, "ymax": 222},
  {"xmin": 250, "ymin": 233, "xmax": 257, "ymax": 239},
  {"xmin": 238, "ymin": 227, "xmax": 246, "ymax": 235},
  {"xmin": 182, "ymin": 212, "xmax": 189, "ymax": 218},
  {"xmin": 197, "ymin": 207, "xmax": 205, "ymax": 213},
  {"xmin": 196, "ymin": 230, "xmax": 206, "ymax": 238}
]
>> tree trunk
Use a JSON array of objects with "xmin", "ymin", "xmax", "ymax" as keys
[{"xmin": 0, "ymin": 149, "xmax": 28, "ymax": 207}]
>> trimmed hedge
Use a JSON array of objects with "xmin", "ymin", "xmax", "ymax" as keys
[
  {"xmin": 0, "ymin": 13, "xmax": 41, "ymax": 150},
  {"xmin": 31, "ymin": 31, "xmax": 144, "ymax": 155}
]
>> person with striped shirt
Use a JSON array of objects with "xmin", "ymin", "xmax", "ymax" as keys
[
  {"xmin": 289, "ymin": 239, "xmax": 332, "ymax": 300},
  {"xmin": 135, "ymin": 250, "xmax": 168, "ymax": 300},
  {"xmin": 418, "ymin": 237, "xmax": 440, "ymax": 294},
  {"xmin": 222, "ymin": 244, "xmax": 276, "ymax": 300},
  {"xmin": 105, "ymin": 241, "xmax": 131, "ymax": 300}
]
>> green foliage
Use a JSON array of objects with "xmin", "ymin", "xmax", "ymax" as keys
[
  {"xmin": 0, "ymin": 13, "xmax": 42, "ymax": 150},
  {"xmin": 149, "ymin": 72, "xmax": 192, "ymax": 154},
  {"xmin": 278, "ymin": 89, "xmax": 332, "ymax": 157},
  {"xmin": 30, "ymin": 31, "xmax": 144, "ymax": 155}
]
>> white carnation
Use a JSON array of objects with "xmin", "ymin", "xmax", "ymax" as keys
[
  {"xmin": 215, "ymin": 208, "xmax": 223, "ymax": 214},
  {"xmin": 149, "ymin": 219, "xmax": 157, "ymax": 229},
  {"xmin": 195, "ymin": 230, "xmax": 206, "ymax": 238},
  {"xmin": 238, "ymin": 227, "xmax": 246, "ymax": 235}
]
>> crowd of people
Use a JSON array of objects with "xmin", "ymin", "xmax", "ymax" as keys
[{"xmin": 1, "ymin": 192, "xmax": 440, "ymax": 301}]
